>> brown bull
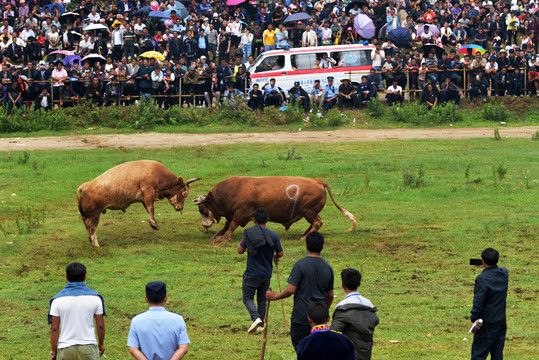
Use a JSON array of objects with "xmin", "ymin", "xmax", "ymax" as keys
[
  {"xmin": 76, "ymin": 160, "xmax": 200, "ymax": 247},
  {"xmin": 194, "ymin": 176, "xmax": 356, "ymax": 242}
]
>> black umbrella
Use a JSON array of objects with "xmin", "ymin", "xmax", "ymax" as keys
[
  {"xmin": 421, "ymin": 44, "xmax": 445, "ymax": 59},
  {"xmin": 387, "ymin": 27, "xmax": 412, "ymax": 48},
  {"xmin": 60, "ymin": 12, "xmax": 80, "ymax": 24},
  {"xmin": 346, "ymin": 1, "xmax": 368, "ymax": 12},
  {"xmin": 283, "ymin": 12, "xmax": 312, "ymax": 23}
]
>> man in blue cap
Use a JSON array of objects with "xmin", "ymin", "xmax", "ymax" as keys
[
  {"xmin": 323, "ymin": 77, "xmax": 338, "ymax": 111},
  {"xmin": 127, "ymin": 282, "xmax": 190, "ymax": 360}
]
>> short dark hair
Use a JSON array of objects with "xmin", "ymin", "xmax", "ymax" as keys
[
  {"xmin": 307, "ymin": 301, "xmax": 329, "ymax": 325},
  {"xmin": 481, "ymin": 248, "xmax": 499, "ymax": 265},
  {"xmin": 341, "ymin": 268, "xmax": 361, "ymax": 290},
  {"xmin": 253, "ymin": 208, "xmax": 269, "ymax": 224},
  {"xmin": 306, "ymin": 231, "xmax": 324, "ymax": 253},
  {"xmin": 66, "ymin": 262, "xmax": 86, "ymax": 282}
]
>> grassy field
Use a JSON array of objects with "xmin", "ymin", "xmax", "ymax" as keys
[{"xmin": 0, "ymin": 139, "xmax": 537, "ymax": 360}]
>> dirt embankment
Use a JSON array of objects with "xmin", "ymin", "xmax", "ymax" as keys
[{"xmin": 1, "ymin": 127, "xmax": 538, "ymax": 151}]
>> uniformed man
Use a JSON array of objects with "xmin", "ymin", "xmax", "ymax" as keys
[
  {"xmin": 127, "ymin": 282, "xmax": 190, "ymax": 360},
  {"xmin": 322, "ymin": 76, "xmax": 338, "ymax": 111},
  {"xmin": 262, "ymin": 78, "xmax": 284, "ymax": 107},
  {"xmin": 297, "ymin": 302, "xmax": 355, "ymax": 360}
]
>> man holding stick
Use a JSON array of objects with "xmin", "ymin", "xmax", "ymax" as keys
[
  {"xmin": 267, "ymin": 232, "xmax": 334, "ymax": 350},
  {"xmin": 238, "ymin": 208, "xmax": 284, "ymax": 333}
]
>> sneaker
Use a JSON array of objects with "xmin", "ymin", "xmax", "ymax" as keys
[{"xmin": 248, "ymin": 318, "xmax": 263, "ymax": 333}]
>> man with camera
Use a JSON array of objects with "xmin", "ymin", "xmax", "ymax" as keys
[{"xmin": 469, "ymin": 248, "xmax": 508, "ymax": 360}]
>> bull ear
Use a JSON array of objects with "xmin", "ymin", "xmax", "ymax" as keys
[
  {"xmin": 186, "ymin": 177, "xmax": 201, "ymax": 186},
  {"xmin": 177, "ymin": 176, "xmax": 185, "ymax": 186},
  {"xmin": 193, "ymin": 195, "xmax": 206, "ymax": 205}
]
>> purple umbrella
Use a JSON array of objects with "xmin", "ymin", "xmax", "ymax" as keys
[
  {"xmin": 353, "ymin": 14, "xmax": 375, "ymax": 39},
  {"xmin": 417, "ymin": 24, "xmax": 440, "ymax": 37},
  {"xmin": 63, "ymin": 55, "xmax": 82, "ymax": 67}
]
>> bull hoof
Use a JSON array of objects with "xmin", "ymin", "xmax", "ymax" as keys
[
  {"xmin": 212, "ymin": 235, "xmax": 231, "ymax": 244},
  {"xmin": 150, "ymin": 222, "xmax": 159, "ymax": 230},
  {"xmin": 93, "ymin": 244, "xmax": 101, "ymax": 248}
]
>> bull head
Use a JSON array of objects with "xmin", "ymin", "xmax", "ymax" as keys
[{"xmin": 193, "ymin": 195, "xmax": 206, "ymax": 205}]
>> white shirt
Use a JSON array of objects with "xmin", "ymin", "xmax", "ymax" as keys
[
  {"xmin": 49, "ymin": 295, "xmax": 103, "ymax": 349},
  {"xmin": 335, "ymin": 292, "xmax": 374, "ymax": 309},
  {"xmin": 388, "ymin": 84, "xmax": 402, "ymax": 93},
  {"xmin": 134, "ymin": 23, "xmax": 146, "ymax": 34},
  {"xmin": 88, "ymin": 13, "xmax": 101, "ymax": 23}
]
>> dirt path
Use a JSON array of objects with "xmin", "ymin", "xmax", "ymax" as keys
[{"xmin": 1, "ymin": 126, "xmax": 538, "ymax": 151}]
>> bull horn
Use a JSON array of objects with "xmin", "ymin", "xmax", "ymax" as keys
[
  {"xmin": 193, "ymin": 195, "xmax": 206, "ymax": 205},
  {"xmin": 186, "ymin": 177, "xmax": 201, "ymax": 185}
]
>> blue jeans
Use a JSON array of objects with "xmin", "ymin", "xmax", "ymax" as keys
[
  {"xmin": 373, "ymin": 66, "xmax": 384, "ymax": 89},
  {"xmin": 242, "ymin": 44, "xmax": 252, "ymax": 63},
  {"xmin": 242, "ymin": 275, "xmax": 271, "ymax": 322},
  {"xmin": 264, "ymin": 44, "xmax": 275, "ymax": 65}
]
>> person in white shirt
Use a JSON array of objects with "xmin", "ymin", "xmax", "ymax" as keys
[
  {"xmin": 386, "ymin": 79, "xmax": 404, "ymax": 106},
  {"xmin": 88, "ymin": 8, "xmax": 101, "ymax": 23},
  {"xmin": 239, "ymin": 28, "xmax": 253, "ymax": 63},
  {"xmin": 302, "ymin": 24, "xmax": 317, "ymax": 47},
  {"xmin": 20, "ymin": 24, "xmax": 35, "ymax": 43},
  {"xmin": 49, "ymin": 262, "xmax": 106, "ymax": 360}
]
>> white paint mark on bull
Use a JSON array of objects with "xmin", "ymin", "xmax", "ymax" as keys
[{"xmin": 286, "ymin": 184, "xmax": 300, "ymax": 221}]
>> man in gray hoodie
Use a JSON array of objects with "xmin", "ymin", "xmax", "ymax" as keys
[{"xmin": 330, "ymin": 268, "xmax": 379, "ymax": 360}]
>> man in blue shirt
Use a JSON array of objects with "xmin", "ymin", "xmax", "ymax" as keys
[
  {"xmin": 127, "ymin": 282, "xmax": 190, "ymax": 360},
  {"xmin": 323, "ymin": 76, "xmax": 338, "ymax": 111},
  {"xmin": 238, "ymin": 208, "xmax": 284, "ymax": 333}
]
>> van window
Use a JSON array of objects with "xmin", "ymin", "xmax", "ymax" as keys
[
  {"xmin": 291, "ymin": 53, "xmax": 331, "ymax": 70},
  {"xmin": 253, "ymin": 55, "xmax": 286, "ymax": 73},
  {"xmin": 330, "ymin": 50, "xmax": 372, "ymax": 67}
]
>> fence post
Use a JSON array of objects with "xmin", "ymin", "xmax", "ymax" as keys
[
  {"xmin": 463, "ymin": 67, "xmax": 467, "ymax": 97},
  {"xmin": 406, "ymin": 70, "xmax": 410, "ymax": 102},
  {"xmin": 178, "ymin": 76, "xmax": 182, "ymax": 107},
  {"xmin": 50, "ymin": 80, "xmax": 54, "ymax": 108},
  {"xmin": 524, "ymin": 64, "xmax": 527, "ymax": 95}
]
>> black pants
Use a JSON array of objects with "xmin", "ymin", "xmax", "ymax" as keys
[
  {"xmin": 112, "ymin": 45, "xmax": 122, "ymax": 61},
  {"xmin": 242, "ymin": 275, "xmax": 271, "ymax": 322},
  {"xmin": 248, "ymin": 96, "xmax": 264, "ymax": 110},
  {"xmin": 323, "ymin": 97, "xmax": 337, "ymax": 111},
  {"xmin": 471, "ymin": 324, "xmax": 506, "ymax": 360},
  {"xmin": 338, "ymin": 94, "xmax": 358, "ymax": 110},
  {"xmin": 386, "ymin": 93, "xmax": 403, "ymax": 106},
  {"xmin": 291, "ymin": 322, "xmax": 311, "ymax": 351}
]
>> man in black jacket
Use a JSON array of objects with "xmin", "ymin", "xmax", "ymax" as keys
[
  {"xmin": 288, "ymin": 81, "xmax": 310, "ymax": 114},
  {"xmin": 470, "ymin": 248, "xmax": 508, "ymax": 360},
  {"xmin": 247, "ymin": 83, "xmax": 264, "ymax": 111},
  {"xmin": 331, "ymin": 268, "xmax": 379, "ymax": 360}
]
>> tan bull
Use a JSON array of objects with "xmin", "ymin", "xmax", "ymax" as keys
[{"xmin": 76, "ymin": 160, "xmax": 200, "ymax": 247}]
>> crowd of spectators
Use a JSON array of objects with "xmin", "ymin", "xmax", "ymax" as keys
[{"xmin": 1, "ymin": 0, "xmax": 539, "ymax": 113}]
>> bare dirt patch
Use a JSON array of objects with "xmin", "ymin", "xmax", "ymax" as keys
[{"xmin": 1, "ymin": 127, "xmax": 538, "ymax": 151}]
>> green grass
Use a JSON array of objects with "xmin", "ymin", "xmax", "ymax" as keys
[
  {"xmin": 1, "ymin": 96, "xmax": 539, "ymax": 138},
  {"xmin": 0, "ymin": 139, "xmax": 537, "ymax": 359}
]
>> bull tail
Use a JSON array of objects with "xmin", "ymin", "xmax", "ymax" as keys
[
  {"xmin": 76, "ymin": 186, "xmax": 87, "ymax": 218},
  {"xmin": 317, "ymin": 179, "xmax": 357, "ymax": 233}
]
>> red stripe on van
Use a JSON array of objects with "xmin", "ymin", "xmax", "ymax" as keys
[{"xmin": 250, "ymin": 66, "xmax": 372, "ymax": 78}]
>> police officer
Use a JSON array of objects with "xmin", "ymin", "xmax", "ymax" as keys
[
  {"xmin": 323, "ymin": 76, "xmax": 338, "ymax": 111},
  {"xmin": 470, "ymin": 248, "xmax": 508, "ymax": 360}
]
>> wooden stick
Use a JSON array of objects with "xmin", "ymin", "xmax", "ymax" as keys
[
  {"xmin": 261, "ymin": 286, "xmax": 271, "ymax": 360},
  {"xmin": 276, "ymin": 263, "xmax": 287, "ymax": 330}
]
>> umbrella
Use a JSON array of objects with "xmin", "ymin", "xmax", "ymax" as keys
[
  {"xmin": 63, "ymin": 55, "xmax": 82, "ymax": 67},
  {"xmin": 149, "ymin": 10, "xmax": 170, "ymax": 19},
  {"xmin": 458, "ymin": 44, "xmax": 486, "ymax": 55},
  {"xmin": 71, "ymin": 31, "xmax": 83, "ymax": 38},
  {"xmin": 140, "ymin": 51, "xmax": 166, "ymax": 61},
  {"xmin": 226, "ymin": 0, "xmax": 247, "ymax": 5},
  {"xmin": 346, "ymin": 0, "xmax": 368, "ymax": 12},
  {"xmin": 283, "ymin": 12, "xmax": 312, "ymax": 23},
  {"xmin": 417, "ymin": 24, "xmax": 440, "ymax": 37},
  {"xmin": 422, "ymin": 44, "xmax": 445, "ymax": 58},
  {"xmin": 60, "ymin": 12, "xmax": 80, "ymax": 24},
  {"xmin": 41, "ymin": 4, "xmax": 65, "ymax": 15},
  {"xmin": 43, "ymin": 50, "xmax": 75, "ymax": 62},
  {"xmin": 173, "ymin": 1, "xmax": 189, "ymax": 19},
  {"xmin": 379, "ymin": 23, "xmax": 388, "ymax": 39},
  {"xmin": 82, "ymin": 54, "xmax": 107, "ymax": 66},
  {"xmin": 353, "ymin": 14, "xmax": 376, "ymax": 39},
  {"xmin": 83, "ymin": 23, "xmax": 110, "ymax": 32},
  {"xmin": 387, "ymin": 27, "xmax": 412, "ymax": 48}
]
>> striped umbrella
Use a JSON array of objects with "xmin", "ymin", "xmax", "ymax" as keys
[{"xmin": 458, "ymin": 44, "xmax": 486, "ymax": 55}]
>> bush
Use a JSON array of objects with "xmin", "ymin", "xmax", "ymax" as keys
[
  {"xmin": 367, "ymin": 98, "xmax": 384, "ymax": 118},
  {"xmin": 482, "ymin": 103, "xmax": 512, "ymax": 123},
  {"xmin": 392, "ymin": 101, "xmax": 462, "ymax": 125}
]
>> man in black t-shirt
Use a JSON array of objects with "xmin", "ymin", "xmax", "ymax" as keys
[
  {"xmin": 267, "ymin": 232, "xmax": 334, "ymax": 351},
  {"xmin": 238, "ymin": 208, "xmax": 284, "ymax": 333}
]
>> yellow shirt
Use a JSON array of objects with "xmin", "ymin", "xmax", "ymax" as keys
[{"xmin": 263, "ymin": 29, "xmax": 276, "ymax": 46}]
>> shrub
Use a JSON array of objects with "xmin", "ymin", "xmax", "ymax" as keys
[
  {"xmin": 367, "ymin": 98, "xmax": 384, "ymax": 118},
  {"xmin": 401, "ymin": 167, "xmax": 425, "ymax": 189},
  {"xmin": 482, "ymin": 103, "xmax": 512, "ymax": 123},
  {"xmin": 325, "ymin": 108, "xmax": 347, "ymax": 126},
  {"xmin": 532, "ymin": 130, "xmax": 539, "ymax": 141},
  {"xmin": 430, "ymin": 101, "xmax": 463, "ymax": 124},
  {"xmin": 494, "ymin": 128, "xmax": 501, "ymax": 141}
]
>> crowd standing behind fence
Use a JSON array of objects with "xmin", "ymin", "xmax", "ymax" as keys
[{"xmin": 1, "ymin": 0, "xmax": 539, "ymax": 113}]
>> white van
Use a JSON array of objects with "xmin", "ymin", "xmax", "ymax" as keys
[{"xmin": 247, "ymin": 44, "xmax": 375, "ymax": 91}]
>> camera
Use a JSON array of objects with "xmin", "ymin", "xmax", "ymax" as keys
[{"xmin": 470, "ymin": 259, "xmax": 482, "ymax": 266}]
